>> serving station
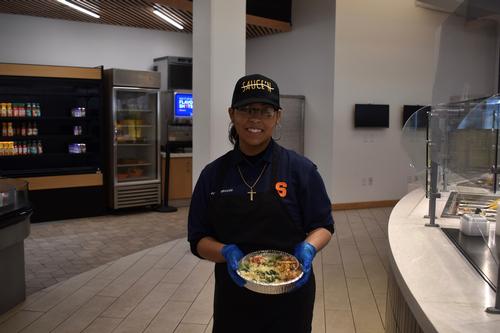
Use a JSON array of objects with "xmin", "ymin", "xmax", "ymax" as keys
[{"xmin": 388, "ymin": 95, "xmax": 500, "ymax": 332}]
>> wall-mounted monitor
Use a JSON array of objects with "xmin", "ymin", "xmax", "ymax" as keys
[
  {"xmin": 168, "ymin": 62, "xmax": 192, "ymax": 90},
  {"xmin": 354, "ymin": 104, "xmax": 389, "ymax": 128},
  {"xmin": 173, "ymin": 91, "xmax": 193, "ymax": 121},
  {"xmin": 402, "ymin": 105, "xmax": 429, "ymax": 128}
]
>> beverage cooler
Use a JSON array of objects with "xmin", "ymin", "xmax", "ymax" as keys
[{"xmin": 104, "ymin": 69, "xmax": 161, "ymax": 209}]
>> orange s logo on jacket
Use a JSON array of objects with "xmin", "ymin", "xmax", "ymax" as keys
[{"xmin": 275, "ymin": 182, "xmax": 287, "ymax": 198}]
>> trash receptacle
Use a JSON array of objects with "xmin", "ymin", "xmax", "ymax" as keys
[{"xmin": 0, "ymin": 178, "xmax": 31, "ymax": 315}]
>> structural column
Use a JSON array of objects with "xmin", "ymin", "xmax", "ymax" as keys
[{"xmin": 192, "ymin": 0, "xmax": 246, "ymax": 184}]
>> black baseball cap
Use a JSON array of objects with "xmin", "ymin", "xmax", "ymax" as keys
[{"xmin": 231, "ymin": 74, "xmax": 280, "ymax": 109}]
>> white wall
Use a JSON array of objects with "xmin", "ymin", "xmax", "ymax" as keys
[
  {"xmin": 0, "ymin": 14, "xmax": 192, "ymax": 70},
  {"xmin": 332, "ymin": 0, "xmax": 450, "ymax": 203},
  {"xmin": 432, "ymin": 15, "xmax": 498, "ymax": 103},
  {"xmin": 247, "ymin": 0, "xmax": 450, "ymax": 203},
  {"xmin": 246, "ymin": 0, "xmax": 335, "ymax": 198}
]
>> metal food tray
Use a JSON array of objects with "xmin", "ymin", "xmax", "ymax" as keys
[
  {"xmin": 237, "ymin": 250, "xmax": 303, "ymax": 295},
  {"xmin": 442, "ymin": 192, "xmax": 500, "ymax": 222}
]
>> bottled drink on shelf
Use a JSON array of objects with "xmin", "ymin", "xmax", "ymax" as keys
[
  {"xmin": 26, "ymin": 103, "xmax": 32, "ymax": 117},
  {"xmin": 1, "ymin": 141, "xmax": 14, "ymax": 156},
  {"xmin": 7, "ymin": 122, "xmax": 13, "ymax": 137},
  {"xmin": 19, "ymin": 103, "xmax": 25, "ymax": 117},
  {"xmin": 27, "ymin": 122, "xmax": 33, "ymax": 136},
  {"xmin": 0, "ymin": 103, "xmax": 6, "ymax": 117},
  {"xmin": 13, "ymin": 104, "xmax": 18, "ymax": 117},
  {"xmin": 1, "ymin": 123, "xmax": 7, "ymax": 137},
  {"xmin": 29, "ymin": 141, "xmax": 37, "ymax": 155},
  {"xmin": 21, "ymin": 141, "xmax": 28, "ymax": 155},
  {"xmin": 35, "ymin": 103, "xmax": 41, "ymax": 117},
  {"xmin": 32, "ymin": 122, "xmax": 38, "ymax": 136},
  {"xmin": 2, "ymin": 142, "xmax": 9, "ymax": 155},
  {"xmin": 6, "ymin": 103, "xmax": 12, "ymax": 117},
  {"xmin": 37, "ymin": 140, "xmax": 43, "ymax": 154},
  {"xmin": 73, "ymin": 125, "xmax": 82, "ymax": 136},
  {"xmin": 21, "ymin": 123, "xmax": 26, "ymax": 136}
]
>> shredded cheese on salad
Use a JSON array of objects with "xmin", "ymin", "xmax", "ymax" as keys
[{"xmin": 237, "ymin": 253, "xmax": 302, "ymax": 284}]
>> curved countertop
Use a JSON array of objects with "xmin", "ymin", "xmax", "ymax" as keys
[{"xmin": 388, "ymin": 188, "xmax": 500, "ymax": 332}]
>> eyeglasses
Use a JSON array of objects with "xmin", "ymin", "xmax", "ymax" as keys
[{"xmin": 235, "ymin": 106, "xmax": 277, "ymax": 118}]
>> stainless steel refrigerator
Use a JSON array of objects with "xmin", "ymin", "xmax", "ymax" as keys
[{"xmin": 104, "ymin": 69, "xmax": 161, "ymax": 209}]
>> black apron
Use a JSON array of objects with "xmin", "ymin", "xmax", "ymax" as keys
[{"xmin": 208, "ymin": 144, "xmax": 315, "ymax": 333}]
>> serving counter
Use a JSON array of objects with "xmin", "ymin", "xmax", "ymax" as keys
[{"xmin": 387, "ymin": 188, "xmax": 500, "ymax": 332}]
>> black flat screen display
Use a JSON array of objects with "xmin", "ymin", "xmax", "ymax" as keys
[
  {"xmin": 402, "ymin": 105, "xmax": 429, "ymax": 128},
  {"xmin": 354, "ymin": 104, "xmax": 389, "ymax": 128},
  {"xmin": 168, "ymin": 64, "xmax": 192, "ymax": 90}
]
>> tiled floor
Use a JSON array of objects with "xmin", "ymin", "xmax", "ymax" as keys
[
  {"xmin": 25, "ymin": 208, "xmax": 189, "ymax": 295},
  {"xmin": 0, "ymin": 207, "xmax": 392, "ymax": 333}
]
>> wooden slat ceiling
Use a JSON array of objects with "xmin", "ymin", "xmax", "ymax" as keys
[{"xmin": 0, "ymin": 0, "xmax": 291, "ymax": 38}]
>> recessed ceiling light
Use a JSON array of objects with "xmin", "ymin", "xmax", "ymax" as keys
[
  {"xmin": 56, "ymin": 0, "xmax": 100, "ymax": 19},
  {"xmin": 153, "ymin": 9, "xmax": 184, "ymax": 30}
]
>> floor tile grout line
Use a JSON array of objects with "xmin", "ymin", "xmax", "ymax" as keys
[
  {"xmin": 27, "ymin": 239, "xmax": 185, "ymax": 333},
  {"xmin": 319, "ymin": 249, "xmax": 326, "ymax": 333},
  {"xmin": 371, "ymin": 208, "xmax": 390, "ymax": 237},
  {"xmin": 354, "ymin": 208, "xmax": 387, "ymax": 326},
  {"xmin": 365, "ymin": 208, "xmax": 391, "ymax": 271},
  {"xmin": 50, "ymin": 294, "xmax": 118, "ymax": 333},
  {"xmin": 176, "ymin": 270, "xmax": 214, "ymax": 329},
  {"xmin": 334, "ymin": 210, "xmax": 357, "ymax": 332},
  {"xmin": 25, "ymin": 209, "xmax": 189, "ymax": 296},
  {"xmin": 22, "ymin": 263, "xmax": 111, "ymax": 315},
  {"xmin": 354, "ymin": 208, "xmax": 390, "ymax": 329},
  {"xmin": 98, "ymin": 242, "xmax": 193, "ymax": 326},
  {"xmin": 0, "ymin": 297, "xmax": 46, "ymax": 326},
  {"xmin": 359, "ymin": 215, "xmax": 389, "ymax": 276},
  {"xmin": 78, "ymin": 242, "xmax": 190, "ymax": 333},
  {"xmin": 345, "ymin": 209, "xmax": 385, "ymax": 331},
  {"xmin": 19, "ymin": 270, "xmax": 111, "ymax": 333},
  {"xmin": 140, "ymin": 258, "xmax": 210, "ymax": 333},
  {"xmin": 25, "ymin": 244, "xmax": 150, "ymax": 310},
  {"xmin": 342, "ymin": 209, "xmax": 364, "ymax": 333}
]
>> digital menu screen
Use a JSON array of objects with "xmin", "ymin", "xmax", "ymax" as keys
[{"xmin": 174, "ymin": 92, "xmax": 193, "ymax": 118}]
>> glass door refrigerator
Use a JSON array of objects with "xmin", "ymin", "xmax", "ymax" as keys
[{"xmin": 104, "ymin": 69, "xmax": 161, "ymax": 209}]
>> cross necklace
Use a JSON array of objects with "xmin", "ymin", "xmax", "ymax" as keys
[{"xmin": 237, "ymin": 164, "xmax": 268, "ymax": 201}]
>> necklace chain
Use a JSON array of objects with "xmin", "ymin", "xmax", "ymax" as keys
[{"xmin": 237, "ymin": 164, "xmax": 268, "ymax": 201}]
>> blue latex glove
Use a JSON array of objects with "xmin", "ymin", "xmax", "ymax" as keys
[
  {"xmin": 221, "ymin": 244, "xmax": 246, "ymax": 287},
  {"xmin": 294, "ymin": 241, "xmax": 317, "ymax": 289}
]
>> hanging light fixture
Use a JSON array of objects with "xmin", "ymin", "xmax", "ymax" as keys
[
  {"xmin": 56, "ymin": 0, "xmax": 100, "ymax": 19},
  {"xmin": 153, "ymin": 9, "xmax": 184, "ymax": 30}
]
